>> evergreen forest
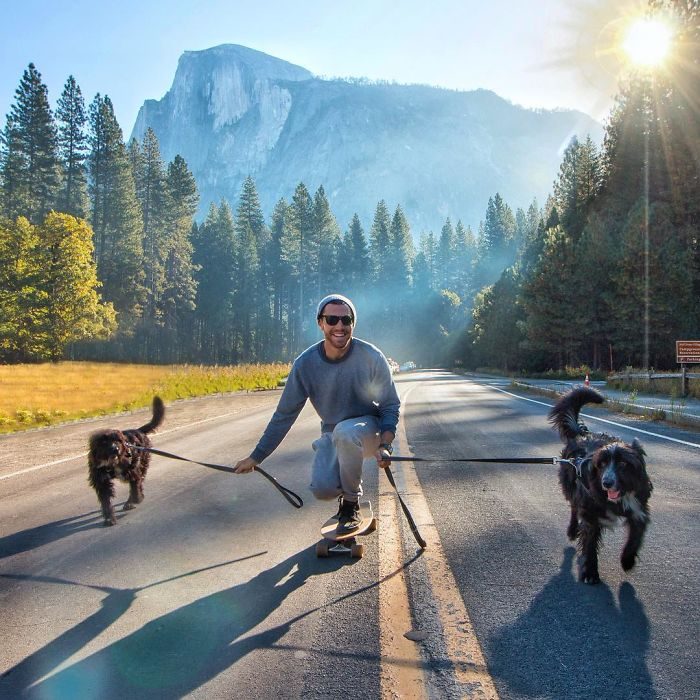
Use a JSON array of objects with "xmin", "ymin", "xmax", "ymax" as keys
[{"xmin": 0, "ymin": 0, "xmax": 697, "ymax": 371}]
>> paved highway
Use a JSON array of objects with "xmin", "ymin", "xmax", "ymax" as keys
[{"xmin": 1, "ymin": 371, "xmax": 698, "ymax": 698}]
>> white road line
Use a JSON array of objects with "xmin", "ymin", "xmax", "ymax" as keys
[
  {"xmin": 487, "ymin": 385, "xmax": 700, "ymax": 449},
  {"xmin": 0, "ymin": 409, "xmax": 244, "ymax": 481}
]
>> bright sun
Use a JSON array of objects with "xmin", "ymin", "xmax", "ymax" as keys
[{"xmin": 622, "ymin": 17, "xmax": 673, "ymax": 68}]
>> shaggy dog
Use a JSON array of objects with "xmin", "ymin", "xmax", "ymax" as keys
[
  {"xmin": 549, "ymin": 387, "xmax": 653, "ymax": 584},
  {"xmin": 88, "ymin": 397, "xmax": 165, "ymax": 526}
]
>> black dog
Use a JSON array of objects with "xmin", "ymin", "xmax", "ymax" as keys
[
  {"xmin": 88, "ymin": 397, "xmax": 165, "ymax": 526},
  {"xmin": 549, "ymin": 387, "xmax": 653, "ymax": 584}
]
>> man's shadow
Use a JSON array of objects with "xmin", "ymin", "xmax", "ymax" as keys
[
  {"xmin": 486, "ymin": 547, "xmax": 654, "ymax": 699},
  {"xmin": 0, "ymin": 547, "xmax": 346, "ymax": 698}
]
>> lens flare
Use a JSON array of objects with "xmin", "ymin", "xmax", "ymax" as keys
[{"xmin": 623, "ymin": 17, "xmax": 673, "ymax": 68}]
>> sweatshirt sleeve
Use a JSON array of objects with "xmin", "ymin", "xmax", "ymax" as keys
[
  {"xmin": 250, "ymin": 363, "xmax": 308, "ymax": 463},
  {"xmin": 375, "ymin": 354, "xmax": 401, "ymax": 435}
]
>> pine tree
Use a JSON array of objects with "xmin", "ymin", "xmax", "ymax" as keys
[
  {"xmin": 55, "ymin": 76, "xmax": 88, "ymax": 218},
  {"xmin": 135, "ymin": 128, "xmax": 169, "ymax": 329},
  {"xmin": 412, "ymin": 231, "xmax": 438, "ymax": 293},
  {"xmin": 554, "ymin": 136, "xmax": 601, "ymax": 240},
  {"xmin": 388, "ymin": 205, "xmax": 413, "ymax": 292},
  {"xmin": 0, "ymin": 64, "xmax": 60, "ymax": 222},
  {"xmin": 453, "ymin": 219, "xmax": 477, "ymax": 305},
  {"xmin": 237, "ymin": 177, "xmax": 272, "ymax": 360},
  {"xmin": 289, "ymin": 182, "xmax": 315, "ymax": 350},
  {"xmin": 88, "ymin": 94, "xmax": 145, "ymax": 324},
  {"xmin": 437, "ymin": 217, "xmax": 456, "ymax": 290},
  {"xmin": 268, "ymin": 198, "xmax": 295, "ymax": 356},
  {"xmin": 313, "ymin": 185, "xmax": 342, "ymax": 300},
  {"xmin": 369, "ymin": 200, "xmax": 391, "ymax": 282},
  {"xmin": 520, "ymin": 225, "xmax": 581, "ymax": 368},
  {"xmin": 234, "ymin": 177, "xmax": 268, "ymax": 360},
  {"xmin": 161, "ymin": 154, "xmax": 199, "ymax": 360},
  {"xmin": 469, "ymin": 268, "xmax": 523, "ymax": 372},
  {"xmin": 343, "ymin": 213, "xmax": 370, "ymax": 292},
  {"xmin": 474, "ymin": 193, "xmax": 516, "ymax": 290},
  {"xmin": 192, "ymin": 201, "xmax": 237, "ymax": 363}
]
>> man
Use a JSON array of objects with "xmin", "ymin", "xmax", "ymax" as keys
[{"xmin": 234, "ymin": 294, "xmax": 400, "ymax": 533}]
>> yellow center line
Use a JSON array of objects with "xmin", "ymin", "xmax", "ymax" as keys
[{"xmin": 379, "ymin": 382, "xmax": 499, "ymax": 699}]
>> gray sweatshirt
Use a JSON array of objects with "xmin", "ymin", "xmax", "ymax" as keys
[{"xmin": 251, "ymin": 338, "xmax": 400, "ymax": 463}]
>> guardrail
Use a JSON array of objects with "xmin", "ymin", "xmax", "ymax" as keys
[{"xmin": 608, "ymin": 369, "xmax": 700, "ymax": 397}]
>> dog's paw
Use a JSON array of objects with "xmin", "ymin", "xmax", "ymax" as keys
[
  {"xmin": 122, "ymin": 502, "xmax": 136, "ymax": 511},
  {"xmin": 103, "ymin": 518, "xmax": 116, "ymax": 527},
  {"xmin": 566, "ymin": 523, "xmax": 579, "ymax": 540},
  {"xmin": 579, "ymin": 561, "xmax": 600, "ymax": 584}
]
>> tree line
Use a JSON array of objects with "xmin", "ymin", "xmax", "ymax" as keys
[
  {"xmin": 1, "ymin": 0, "xmax": 697, "ymax": 369},
  {"xmin": 460, "ymin": 0, "xmax": 699, "ymax": 372}
]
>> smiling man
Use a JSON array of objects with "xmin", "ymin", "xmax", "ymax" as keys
[{"xmin": 234, "ymin": 293, "xmax": 400, "ymax": 532}]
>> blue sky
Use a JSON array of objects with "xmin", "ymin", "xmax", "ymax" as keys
[{"xmin": 0, "ymin": 0, "xmax": 639, "ymax": 135}]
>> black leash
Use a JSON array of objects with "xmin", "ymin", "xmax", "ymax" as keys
[
  {"xmin": 129, "ymin": 445, "xmax": 304, "ymax": 509},
  {"xmin": 383, "ymin": 454, "xmax": 566, "ymax": 550},
  {"xmin": 382, "ymin": 466, "xmax": 427, "ymax": 550},
  {"xmin": 389, "ymin": 456, "xmax": 561, "ymax": 465}
]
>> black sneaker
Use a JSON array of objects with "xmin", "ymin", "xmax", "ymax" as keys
[{"xmin": 337, "ymin": 498, "xmax": 362, "ymax": 533}]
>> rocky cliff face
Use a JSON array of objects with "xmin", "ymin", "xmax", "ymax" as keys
[{"xmin": 131, "ymin": 44, "xmax": 603, "ymax": 232}]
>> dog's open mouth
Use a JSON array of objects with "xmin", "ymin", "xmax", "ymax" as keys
[{"xmin": 607, "ymin": 489, "xmax": 621, "ymax": 501}]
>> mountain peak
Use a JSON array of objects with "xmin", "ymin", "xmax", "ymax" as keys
[
  {"xmin": 178, "ymin": 44, "xmax": 313, "ymax": 82},
  {"xmin": 132, "ymin": 45, "xmax": 603, "ymax": 232}
]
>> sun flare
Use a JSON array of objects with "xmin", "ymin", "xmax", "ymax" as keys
[{"xmin": 622, "ymin": 17, "xmax": 673, "ymax": 68}]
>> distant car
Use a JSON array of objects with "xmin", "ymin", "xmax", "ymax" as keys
[
  {"xmin": 387, "ymin": 358, "xmax": 400, "ymax": 374},
  {"xmin": 400, "ymin": 361, "xmax": 416, "ymax": 372}
]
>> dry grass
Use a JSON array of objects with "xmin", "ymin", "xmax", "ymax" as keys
[{"xmin": 0, "ymin": 361, "xmax": 289, "ymax": 433}]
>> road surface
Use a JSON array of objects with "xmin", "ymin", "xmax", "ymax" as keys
[{"xmin": 1, "ymin": 371, "xmax": 698, "ymax": 698}]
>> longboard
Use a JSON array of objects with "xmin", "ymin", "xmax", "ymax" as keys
[{"xmin": 316, "ymin": 500, "xmax": 377, "ymax": 558}]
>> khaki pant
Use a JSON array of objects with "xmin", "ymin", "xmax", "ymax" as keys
[{"xmin": 309, "ymin": 415, "xmax": 381, "ymax": 502}]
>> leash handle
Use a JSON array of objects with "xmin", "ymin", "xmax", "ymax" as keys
[
  {"xmin": 383, "ymin": 466, "xmax": 427, "ymax": 550},
  {"xmin": 254, "ymin": 466, "xmax": 304, "ymax": 509},
  {"xmin": 130, "ymin": 445, "xmax": 303, "ymax": 509}
]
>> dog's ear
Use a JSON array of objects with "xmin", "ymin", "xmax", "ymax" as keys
[{"xmin": 631, "ymin": 438, "xmax": 646, "ymax": 459}]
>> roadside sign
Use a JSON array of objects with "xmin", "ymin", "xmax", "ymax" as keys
[{"xmin": 676, "ymin": 340, "xmax": 700, "ymax": 363}]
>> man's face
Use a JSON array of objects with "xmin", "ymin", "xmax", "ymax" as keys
[{"xmin": 318, "ymin": 302, "xmax": 354, "ymax": 351}]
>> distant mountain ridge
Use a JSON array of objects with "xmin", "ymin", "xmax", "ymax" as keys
[{"xmin": 131, "ymin": 44, "xmax": 603, "ymax": 232}]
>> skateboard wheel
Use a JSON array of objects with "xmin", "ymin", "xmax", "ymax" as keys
[
  {"xmin": 366, "ymin": 517, "xmax": 378, "ymax": 533},
  {"xmin": 350, "ymin": 543, "xmax": 364, "ymax": 558},
  {"xmin": 316, "ymin": 540, "xmax": 330, "ymax": 558}
]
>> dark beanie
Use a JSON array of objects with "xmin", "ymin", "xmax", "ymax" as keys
[{"xmin": 316, "ymin": 294, "xmax": 357, "ymax": 324}]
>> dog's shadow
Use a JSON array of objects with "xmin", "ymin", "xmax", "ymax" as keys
[
  {"xmin": 0, "ymin": 547, "xmax": 366, "ymax": 698},
  {"xmin": 486, "ymin": 547, "xmax": 654, "ymax": 699},
  {"xmin": 0, "ymin": 510, "xmax": 112, "ymax": 559}
]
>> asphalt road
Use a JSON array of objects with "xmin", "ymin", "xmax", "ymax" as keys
[{"xmin": 1, "ymin": 371, "xmax": 698, "ymax": 699}]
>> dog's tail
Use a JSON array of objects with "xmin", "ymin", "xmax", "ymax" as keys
[
  {"xmin": 138, "ymin": 396, "xmax": 165, "ymax": 434},
  {"xmin": 548, "ymin": 387, "xmax": 603, "ymax": 441}
]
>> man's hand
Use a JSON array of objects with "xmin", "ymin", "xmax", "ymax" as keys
[
  {"xmin": 234, "ymin": 456, "xmax": 258, "ymax": 474},
  {"xmin": 375, "ymin": 444, "xmax": 392, "ymax": 469}
]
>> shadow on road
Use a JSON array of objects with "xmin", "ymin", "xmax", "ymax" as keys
[
  {"xmin": 0, "ymin": 510, "xmax": 105, "ymax": 559},
  {"xmin": 1, "ymin": 546, "xmax": 417, "ymax": 698},
  {"xmin": 486, "ymin": 547, "xmax": 655, "ymax": 699}
]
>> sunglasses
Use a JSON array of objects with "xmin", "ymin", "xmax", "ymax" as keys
[{"xmin": 321, "ymin": 314, "xmax": 354, "ymax": 326}]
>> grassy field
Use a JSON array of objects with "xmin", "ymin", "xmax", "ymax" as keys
[{"xmin": 0, "ymin": 361, "xmax": 290, "ymax": 433}]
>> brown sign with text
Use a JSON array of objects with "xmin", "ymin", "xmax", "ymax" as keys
[{"xmin": 676, "ymin": 340, "xmax": 700, "ymax": 363}]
